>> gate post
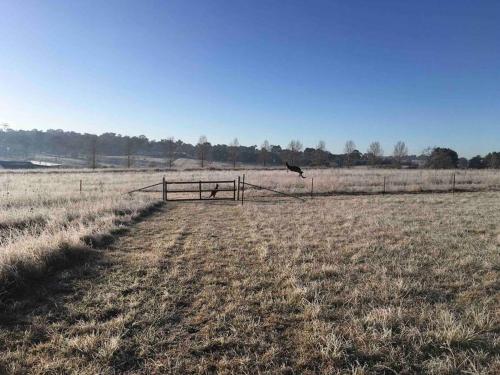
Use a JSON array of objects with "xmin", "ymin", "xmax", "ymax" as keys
[
  {"xmin": 162, "ymin": 176, "xmax": 166, "ymax": 201},
  {"xmin": 241, "ymin": 174, "xmax": 245, "ymax": 205},
  {"xmin": 237, "ymin": 176, "xmax": 240, "ymax": 201}
]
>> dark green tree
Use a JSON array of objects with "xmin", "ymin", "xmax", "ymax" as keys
[{"xmin": 426, "ymin": 148, "xmax": 458, "ymax": 169}]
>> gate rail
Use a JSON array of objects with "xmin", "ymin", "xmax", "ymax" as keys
[{"xmin": 163, "ymin": 178, "xmax": 237, "ymax": 201}]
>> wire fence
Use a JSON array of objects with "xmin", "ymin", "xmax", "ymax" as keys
[{"xmin": 124, "ymin": 171, "xmax": 500, "ymax": 206}]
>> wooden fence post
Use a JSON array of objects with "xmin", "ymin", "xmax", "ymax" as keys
[
  {"xmin": 383, "ymin": 176, "xmax": 386, "ymax": 194},
  {"xmin": 311, "ymin": 178, "xmax": 314, "ymax": 199},
  {"xmin": 237, "ymin": 176, "xmax": 240, "ymax": 201},
  {"xmin": 80, "ymin": 179, "xmax": 82, "ymax": 194},
  {"xmin": 452, "ymin": 172, "xmax": 456, "ymax": 195},
  {"xmin": 241, "ymin": 174, "xmax": 245, "ymax": 205},
  {"xmin": 162, "ymin": 176, "xmax": 165, "ymax": 201},
  {"xmin": 199, "ymin": 181, "xmax": 202, "ymax": 200}
]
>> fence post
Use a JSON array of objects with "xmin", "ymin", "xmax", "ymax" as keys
[
  {"xmin": 241, "ymin": 174, "xmax": 245, "ymax": 205},
  {"xmin": 80, "ymin": 179, "xmax": 82, "ymax": 194},
  {"xmin": 383, "ymin": 176, "xmax": 386, "ymax": 194},
  {"xmin": 237, "ymin": 176, "xmax": 240, "ymax": 201},
  {"xmin": 162, "ymin": 176, "xmax": 165, "ymax": 201},
  {"xmin": 452, "ymin": 172, "xmax": 456, "ymax": 195},
  {"xmin": 311, "ymin": 177, "xmax": 314, "ymax": 199},
  {"xmin": 199, "ymin": 181, "xmax": 202, "ymax": 200},
  {"xmin": 233, "ymin": 179, "xmax": 236, "ymax": 201}
]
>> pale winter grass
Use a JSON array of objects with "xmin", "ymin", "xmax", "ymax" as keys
[
  {"xmin": 241, "ymin": 193, "xmax": 500, "ymax": 373},
  {"xmin": 0, "ymin": 172, "xmax": 159, "ymax": 291},
  {"xmin": 1, "ymin": 168, "xmax": 499, "ymax": 291},
  {"xmin": 1, "ymin": 191, "xmax": 498, "ymax": 373},
  {"xmin": 2, "ymin": 167, "xmax": 500, "ymax": 197}
]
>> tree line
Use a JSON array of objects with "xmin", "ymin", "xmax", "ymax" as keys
[{"xmin": 0, "ymin": 127, "xmax": 499, "ymax": 169}]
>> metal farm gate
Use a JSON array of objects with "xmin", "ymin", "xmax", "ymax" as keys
[
  {"xmin": 127, "ymin": 175, "xmax": 303, "ymax": 204},
  {"xmin": 162, "ymin": 178, "xmax": 238, "ymax": 201}
]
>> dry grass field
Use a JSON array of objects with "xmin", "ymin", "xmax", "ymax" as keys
[
  {"xmin": 0, "ymin": 171, "xmax": 159, "ymax": 292},
  {"xmin": 1, "ymin": 169, "xmax": 499, "ymax": 374}
]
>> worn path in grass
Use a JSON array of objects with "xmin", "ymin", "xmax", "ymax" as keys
[
  {"xmin": 3, "ymin": 193, "xmax": 499, "ymax": 374},
  {"xmin": 0, "ymin": 201, "xmax": 308, "ymax": 374}
]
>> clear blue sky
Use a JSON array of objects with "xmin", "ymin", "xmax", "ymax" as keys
[{"xmin": 1, "ymin": 0, "xmax": 499, "ymax": 157}]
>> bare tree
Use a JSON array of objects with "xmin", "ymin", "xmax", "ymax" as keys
[
  {"xmin": 344, "ymin": 140, "xmax": 356, "ymax": 167},
  {"xmin": 393, "ymin": 141, "xmax": 408, "ymax": 167},
  {"xmin": 228, "ymin": 138, "xmax": 239, "ymax": 168},
  {"xmin": 89, "ymin": 135, "xmax": 98, "ymax": 169},
  {"xmin": 164, "ymin": 137, "xmax": 176, "ymax": 168},
  {"xmin": 197, "ymin": 135, "xmax": 209, "ymax": 168},
  {"xmin": 367, "ymin": 141, "xmax": 383, "ymax": 166},
  {"xmin": 288, "ymin": 139, "xmax": 303, "ymax": 164},
  {"xmin": 260, "ymin": 140, "xmax": 271, "ymax": 166},
  {"xmin": 315, "ymin": 140, "xmax": 327, "ymax": 165},
  {"xmin": 124, "ymin": 137, "xmax": 134, "ymax": 168}
]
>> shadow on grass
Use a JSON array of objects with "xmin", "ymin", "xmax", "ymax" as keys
[
  {"xmin": 168, "ymin": 200, "xmax": 239, "ymax": 207},
  {"xmin": 0, "ymin": 201, "xmax": 165, "ymax": 305},
  {"xmin": 0, "ymin": 201, "xmax": 167, "ymax": 374},
  {"xmin": 242, "ymin": 197, "xmax": 298, "ymax": 204}
]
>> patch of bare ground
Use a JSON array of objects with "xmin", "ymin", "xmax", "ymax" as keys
[{"xmin": 1, "ymin": 192, "xmax": 499, "ymax": 374}]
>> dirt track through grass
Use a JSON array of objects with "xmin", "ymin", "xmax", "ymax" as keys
[
  {"xmin": 1, "ymin": 202, "xmax": 309, "ymax": 374},
  {"xmin": 1, "ymin": 193, "xmax": 499, "ymax": 374}
]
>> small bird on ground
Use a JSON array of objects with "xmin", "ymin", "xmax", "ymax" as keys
[
  {"xmin": 209, "ymin": 184, "xmax": 219, "ymax": 198},
  {"xmin": 285, "ymin": 162, "xmax": 306, "ymax": 178}
]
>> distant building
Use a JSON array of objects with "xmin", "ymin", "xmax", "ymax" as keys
[
  {"xmin": 30, "ymin": 160, "xmax": 62, "ymax": 167},
  {"xmin": 0, "ymin": 160, "xmax": 61, "ymax": 169}
]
